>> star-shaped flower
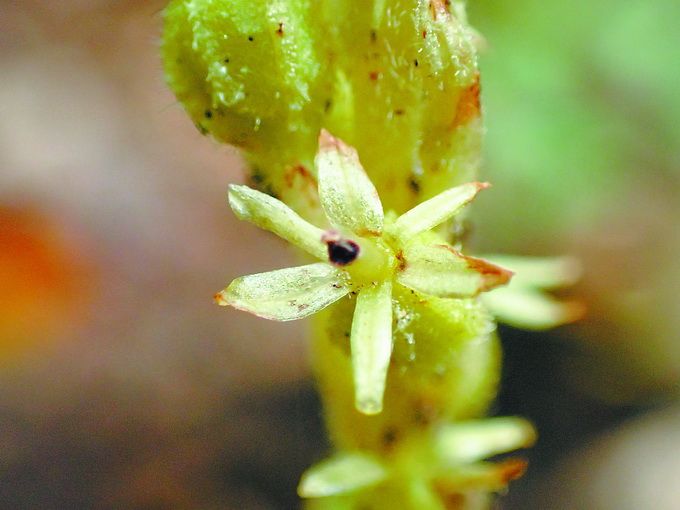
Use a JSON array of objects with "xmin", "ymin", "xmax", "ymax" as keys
[
  {"xmin": 297, "ymin": 416, "xmax": 536, "ymax": 505},
  {"xmin": 215, "ymin": 130, "xmax": 512, "ymax": 415}
]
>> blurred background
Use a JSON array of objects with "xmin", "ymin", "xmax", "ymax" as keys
[{"xmin": 1, "ymin": 0, "xmax": 678, "ymax": 508}]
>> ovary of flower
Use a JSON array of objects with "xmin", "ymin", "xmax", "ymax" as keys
[{"xmin": 214, "ymin": 130, "xmax": 512, "ymax": 415}]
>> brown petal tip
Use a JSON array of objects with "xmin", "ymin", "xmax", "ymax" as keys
[
  {"xmin": 495, "ymin": 458, "xmax": 529, "ymax": 485},
  {"xmin": 214, "ymin": 291, "xmax": 229, "ymax": 306},
  {"xmin": 318, "ymin": 129, "xmax": 341, "ymax": 151},
  {"xmin": 465, "ymin": 256, "xmax": 514, "ymax": 292}
]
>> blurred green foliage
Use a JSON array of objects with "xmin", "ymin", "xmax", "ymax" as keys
[
  {"xmin": 466, "ymin": 0, "xmax": 680, "ymax": 409},
  {"xmin": 469, "ymin": 0, "xmax": 680, "ymax": 252}
]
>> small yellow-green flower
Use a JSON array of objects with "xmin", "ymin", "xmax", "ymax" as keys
[
  {"xmin": 298, "ymin": 416, "xmax": 536, "ymax": 507},
  {"xmin": 215, "ymin": 131, "xmax": 512, "ymax": 415}
]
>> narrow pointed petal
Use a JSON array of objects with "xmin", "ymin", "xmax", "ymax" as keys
[
  {"xmin": 351, "ymin": 281, "xmax": 393, "ymax": 415},
  {"xmin": 482, "ymin": 287, "xmax": 585, "ymax": 330},
  {"xmin": 434, "ymin": 459, "xmax": 528, "ymax": 493},
  {"xmin": 297, "ymin": 453, "xmax": 387, "ymax": 498},
  {"xmin": 479, "ymin": 255, "xmax": 581, "ymax": 289},
  {"xmin": 436, "ymin": 417, "xmax": 536, "ymax": 464},
  {"xmin": 215, "ymin": 263, "xmax": 350, "ymax": 321},
  {"xmin": 316, "ymin": 130, "xmax": 383, "ymax": 236},
  {"xmin": 228, "ymin": 184, "xmax": 327, "ymax": 260},
  {"xmin": 390, "ymin": 182, "xmax": 488, "ymax": 242},
  {"xmin": 397, "ymin": 243, "xmax": 512, "ymax": 298}
]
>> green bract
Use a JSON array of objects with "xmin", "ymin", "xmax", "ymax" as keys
[{"xmin": 216, "ymin": 131, "xmax": 512, "ymax": 415}]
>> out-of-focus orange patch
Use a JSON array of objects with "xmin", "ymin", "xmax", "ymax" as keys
[{"xmin": 0, "ymin": 205, "xmax": 94, "ymax": 361}]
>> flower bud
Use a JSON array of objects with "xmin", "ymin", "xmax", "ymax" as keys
[
  {"xmin": 163, "ymin": 0, "xmax": 484, "ymax": 218},
  {"xmin": 162, "ymin": 0, "xmax": 326, "ymax": 150}
]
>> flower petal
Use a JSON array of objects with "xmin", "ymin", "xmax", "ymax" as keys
[
  {"xmin": 435, "ymin": 417, "xmax": 536, "ymax": 464},
  {"xmin": 228, "ymin": 184, "xmax": 327, "ymax": 260},
  {"xmin": 434, "ymin": 459, "xmax": 528, "ymax": 493},
  {"xmin": 351, "ymin": 280, "xmax": 393, "ymax": 415},
  {"xmin": 215, "ymin": 263, "xmax": 350, "ymax": 321},
  {"xmin": 482, "ymin": 287, "xmax": 585, "ymax": 330},
  {"xmin": 297, "ymin": 453, "xmax": 387, "ymax": 498},
  {"xmin": 397, "ymin": 243, "xmax": 512, "ymax": 298},
  {"xmin": 316, "ymin": 130, "xmax": 383, "ymax": 236},
  {"xmin": 479, "ymin": 255, "xmax": 581, "ymax": 289},
  {"xmin": 389, "ymin": 182, "xmax": 488, "ymax": 242}
]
